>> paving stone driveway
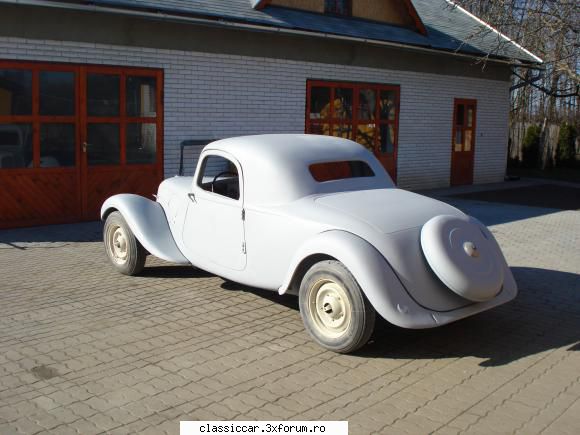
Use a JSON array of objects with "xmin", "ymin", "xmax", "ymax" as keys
[{"xmin": 0, "ymin": 191, "xmax": 579, "ymax": 434}]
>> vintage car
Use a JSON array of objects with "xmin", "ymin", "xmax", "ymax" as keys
[{"xmin": 101, "ymin": 134, "xmax": 517, "ymax": 353}]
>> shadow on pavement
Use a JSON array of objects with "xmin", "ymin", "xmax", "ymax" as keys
[
  {"xmin": 449, "ymin": 184, "xmax": 580, "ymax": 211},
  {"xmin": 437, "ymin": 184, "xmax": 579, "ymax": 226},
  {"xmin": 0, "ymin": 221, "xmax": 102, "ymax": 247},
  {"xmin": 220, "ymin": 280, "xmax": 300, "ymax": 312},
  {"xmin": 140, "ymin": 265, "xmax": 213, "ymax": 279},
  {"xmin": 217, "ymin": 267, "xmax": 579, "ymax": 366},
  {"xmin": 359, "ymin": 267, "xmax": 580, "ymax": 366}
]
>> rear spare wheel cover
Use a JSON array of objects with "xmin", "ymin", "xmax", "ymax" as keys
[{"xmin": 420, "ymin": 215, "xmax": 504, "ymax": 302}]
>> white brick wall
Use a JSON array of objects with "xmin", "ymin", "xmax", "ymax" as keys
[{"xmin": 0, "ymin": 36, "xmax": 510, "ymax": 189}]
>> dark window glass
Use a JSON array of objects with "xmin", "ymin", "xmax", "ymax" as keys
[
  {"xmin": 334, "ymin": 88, "xmax": 353, "ymax": 119},
  {"xmin": 87, "ymin": 74, "xmax": 120, "ymax": 117},
  {"xmin": 309, "ymin": 87, "xmax": 331, "ymax": 120},
  {"xmin": 40, "ymin": 71, "xmax": 75, "ymax": 116},
  {"xmin": 198, "ymin": 155, "xmax": 239, "ymax": 200},
  {"xmin": 310, "ymin": 161, "xmax": 374, "ymax": 182},
  {"xmin": 333, "ymin": 124, "xmax": 353, "ymax": 139},
  {"xmin": 40, "ymin": 124, "xmax": 75, "ymax": 167},
  {"xmin": 127, "ymin": 76, "xmax": 157, "ymax": 118},
  {"xmin": 325, "ymin": 0, "xmax": 350, "ymax": 16},
  {"xmin": 0, "ymin": 123, "xmax": 32, "ymax": 168},
  {"xmin": 456, "ymin": 104, "xmax": 465, "ymax": 126},
  {"xmin": 358, "ymin": 89, "xmax": 376, "ymax": 120},
  {"xmin": 379, "ymin": 90, "xmax": 396, "ymax": 121},
  {"xmin": 0, "ymin": 70, "xmax": 32, "ymax": 116},
  {"xmin": 356, "ymin": 124, "xmax": 375, "ymax": 151},
  {"xmin": 127, "ymin": 123, "xmax": 156, "ymax": 164},
  {"xmin": 379, "ymin": 124, "xmax": 395, "ymax": 154},
  {"xmin": 87, "ymin": 123, "xmax": 120, "ymax": 165}
]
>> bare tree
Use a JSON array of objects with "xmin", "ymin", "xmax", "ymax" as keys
[{"xmin": 449, "ymin": 0, "xmax": 579, "ymax": 167}]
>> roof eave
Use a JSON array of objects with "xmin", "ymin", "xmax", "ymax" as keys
[{"xmin": 0, "ymin": 0, "xmax": 542, "ymax": 66}]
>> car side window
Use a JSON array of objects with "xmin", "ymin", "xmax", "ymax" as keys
[{"xmin": 197, "ymin": 155, "xmax": 240, "ymax": 200}]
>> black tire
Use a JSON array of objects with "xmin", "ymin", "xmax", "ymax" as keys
[
  {"xmin": 299, "ymin": 260, "xmax": 375, "ymax": 354},
  {"xmin": 103, "ymin": 211, "xmax": 146, "ymax": 276}
]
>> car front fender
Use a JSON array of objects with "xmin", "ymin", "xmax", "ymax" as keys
[
  {"xmin": 278, "ymin": 230, "xmax": 442, "ymax": 329},
  {"xmin": 101, "ymin": 194, "xmax": 189, "ymax": 264}
]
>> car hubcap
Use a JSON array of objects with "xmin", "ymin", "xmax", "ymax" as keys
[
  {"xmin": 309, "ymin": 279, "xmax": 352, "ymax": 339},
  {"xmin": 108, "ymin": 225, "xmax": 128, "ymax": 265}
]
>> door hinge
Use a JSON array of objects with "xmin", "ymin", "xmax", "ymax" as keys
[
  {"xmin": 241, "ymin": 209, "xmax": 246, "ymax": 221},
  {"xmin": 242, "ymin": 242, "xmax": 246, "ymax": 254}
]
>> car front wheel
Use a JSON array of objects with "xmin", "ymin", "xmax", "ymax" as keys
[
  {"xmin": 299, "ymin": 260, "xmax": 375, "ymax": 353},
  {"xmin": 104, "ymin": 211, "xmax": 146, "ymax": 276}
]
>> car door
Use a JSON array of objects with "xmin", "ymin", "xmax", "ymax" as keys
[{"xmin": 182, "ymin": 151, "xmax": 246, "ymax": 271}]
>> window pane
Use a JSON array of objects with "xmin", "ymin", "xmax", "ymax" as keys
[
  {"xmin": 332, "ymin": 124, "xmax": 353, "ymax": 139},
  {"xmin": 378, "ymin": 124, "xmax": 395, "ymax": 154},
  {"xmin": 358, "ymin": 89, "xmax": 376, "ymax": 120},
  {"xmin": 0, "ymin": 124, "xmax": 32, "ymax": 168},
  {"xmin": 0, "ymin": 70, "xmax": 32, "ymax": 116},
  {"xmin": 380, "ymin": 90, "xmax": 396, "ymax": 121},
  {"xmin": 127, "ymin": 76, "xmax": 157, "ymax": 117},
  {"xmin": 40, "ymin": 71, "xmax": 75, "ymax": 116},
  {"xmin": 309, "ymin": 87, "xmax": 331, "ymax": 120},
  {"xmin": 310, "ymin": 161, "xmax": 374, "ymax": 182},
  {"xmin": 325, "ymin": 0, "xmax": 350, "ymax": 15},
  {"xmin": 127, "ymin": 123, "xmax": 156, "ymax": 164},
  {"xmin": 467, "ymin": 107, "xmax": 474, "ymax": 128},
  {"xmin": 40, "ymin": 124, "xmax": 75, "ymax": 167},
  {"xmin": 198, "ymin": 155, "xmax": 239, "ymax": 200},
  {"xmin": 456, "ymin": 104, "xmax": 465, "ymax": 126},
  {"xmin": 464, "ymin": 130, "xmax": 473, "ymax": 152},
  {"xmin": 455, "ymin": 130, "xmax": 463, "ymax": 152},
  {"xmin": 334, "ymin": 88, "xmax": 352, "ymax": 119},
  {"xmin": 87, "ymin": 123, "xmax": 120, "ymax": 165},
  {"xmin": 87, "ymin": 74, "xmax": 119, "ymax": 117},
  {"xmin": 356, "ymin": 124, "xmax": 375, "ymax": 151},
  {"xmin": 309, "ymin": 123, "xmax": 330, "ymax": 135}
]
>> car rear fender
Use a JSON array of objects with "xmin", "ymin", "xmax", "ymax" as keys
[
  {"xmin": 278, "ymin": 230, "xmax": 439, "ymax": 328},
  {"xmin": 101, "ymin": 194, "xmax": 189, "ymax": 264}
]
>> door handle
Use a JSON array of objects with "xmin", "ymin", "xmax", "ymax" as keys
[
  {"xmin": 82, "ymin": 142, "xmax": 88, "ymax": 153},
  {"xmin": 187, "ymin": 193, "xmax": 196, "ymax": 203}
]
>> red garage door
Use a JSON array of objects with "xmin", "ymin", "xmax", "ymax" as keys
[{"xmin": 0, "ymin": 61, "xmax": 163, "ymax": 229}]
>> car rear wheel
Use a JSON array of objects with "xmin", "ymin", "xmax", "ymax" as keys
[
  {"xmin": 104, "ymin": 211, "xmax": 146, "ymax": 276},
  {"xmin": 299, "ymin": 260, "xmax": 375, "ymax": 353}
]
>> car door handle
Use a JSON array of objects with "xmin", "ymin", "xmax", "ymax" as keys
[{"xmin": 187, "ymin": 193, "xmax": 196, "ymax": 203}]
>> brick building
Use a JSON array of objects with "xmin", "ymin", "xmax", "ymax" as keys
[{"xmin": 0, "ymin": 0, "xmax": 541, "ymax": 228}]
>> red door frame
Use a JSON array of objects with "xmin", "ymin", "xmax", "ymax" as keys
[
  {"xmin": 305, "ymin": 79, "xmax": 400, "ymax": 182},
  {"xmin": 0, "ymin": 59, "xmax": 164, "ymax": 228},
  {"xmin": 80, "ymin": 65, "xmax": 164, "ymax": 219},
  {"xmin": 450, "ymin": 98, "xmax": 477, "ymax": 186}
]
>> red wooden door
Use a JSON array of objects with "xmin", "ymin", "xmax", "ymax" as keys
[
  {"xmin": 80, "ymin": 66, "xmax": 163, "ymax": 220},
  {"xmin": 0, "ymin": 61, "xmax": 163, "ymax": 228},
  {"xmin": 0, "ymin": 61, "xmax": 81, "ymax": 228},
  {"xmin": 450, "ymin": 99, "xmax": 477, "ymax": 186}
]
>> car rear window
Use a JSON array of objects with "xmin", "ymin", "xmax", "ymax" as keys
[{"xmin": 309, "ymin": 161, "xmax": 375, "ymax": 182}]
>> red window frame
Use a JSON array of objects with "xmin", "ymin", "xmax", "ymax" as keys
[
  {"xmin": 324, "ymin": 0, "xmax": 352, "ymax": 16},
  {"xmin": 305, "ymin": 79, "xmax": 401, "ymax": 180}
]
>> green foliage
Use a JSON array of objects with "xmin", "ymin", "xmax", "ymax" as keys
[
  {"xmin": 556, "ymin": 123, "xmax": 577, "ymax": 167},
  {"xmin": 522, "ymin": 125, "xmax": 542, "ymax": 168}
]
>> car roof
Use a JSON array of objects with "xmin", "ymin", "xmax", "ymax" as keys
[{"xmin": 203, "ymin": 134, "xmax": 394, "ymax": 205}]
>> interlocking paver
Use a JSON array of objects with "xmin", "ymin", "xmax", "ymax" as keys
[{"xmin": 1, "ymin": 184, "xmax": 579, "ymax": 434}]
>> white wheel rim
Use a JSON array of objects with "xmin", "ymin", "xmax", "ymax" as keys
[
  {"xmin": 107, "ymin": 225, "xmax": 128, "ymax": 265},
  {"xmin": 308, "ymin": 279, "xmax": 352, "ymax": 339}
]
